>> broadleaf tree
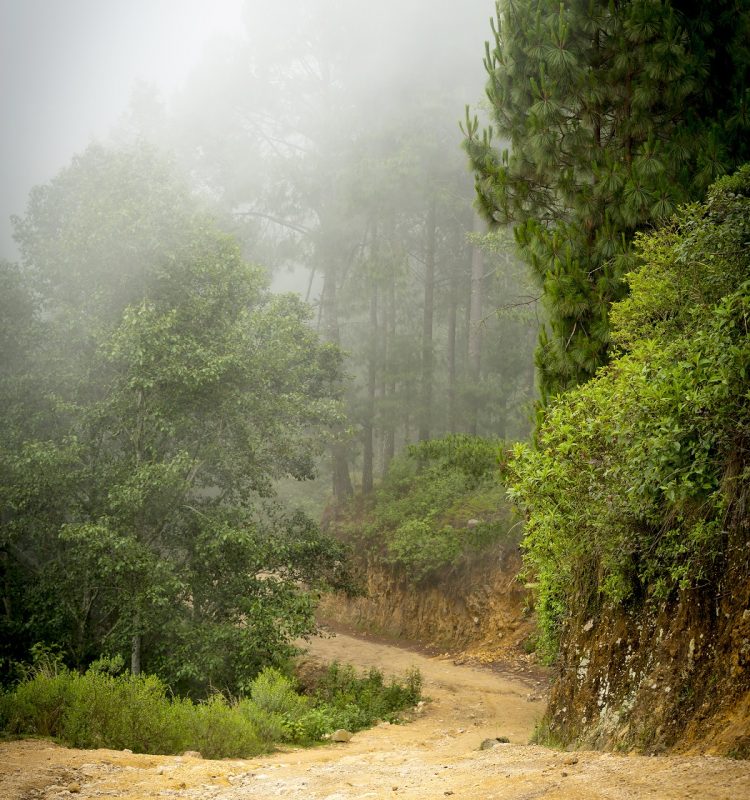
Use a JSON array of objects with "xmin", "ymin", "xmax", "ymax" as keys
[{"xmin": 0, "ymin": 143, "xmax": 353, "ymax": 694}]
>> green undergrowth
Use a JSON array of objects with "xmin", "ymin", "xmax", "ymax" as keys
[
  {"xmin": 0, "ymin": 656, "xmax": 421, "ymax": 758},
  {"xmin": 509, "ymin": 167, "xmax": 750, "ymax": 662},
  {"xmin": 331, "ymin": 435, "xmax": 521, "ymax": 583},
  {"xmin": 530, "ymin": 719, "xmax": 567, "ymax": 750}
]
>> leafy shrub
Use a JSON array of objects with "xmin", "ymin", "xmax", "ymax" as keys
[
  {"xmin": 3, "ymin": 664, "xmax": 72, "ymax": 738},
  {"xmin": 332, "ymin": 435, "xmax": 518, "ymax": 582},
  {"xmin": 250, "ymin": 667, "xmax": 307, "ymax": 717},
  {"xmin": 0, "ymin": 664, "xmax": 265, "ymax": 757},
  {"xmin": 313, "ymin": 662, "xmax": 422, "ymax": 730},
  {"xmin": 386, "ymin": 520, "xmax": 462, "ymax": 580},
  {"xmin": 1, "ymin": 659, "xmax": 422, "ymax": 753},
  {"xmin": 237, "ymin": 700, "xmax": 287, "ymax": 743},
  {"xmin": 187, "ymin": 694, "xmax": 264, "ymax": 759},
  {"xmin": 509, "ymin": 168, "xmax": 750, "ymax": 660}
]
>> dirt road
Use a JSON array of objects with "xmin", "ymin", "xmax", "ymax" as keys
[{"xmin": 2, "ymin": 631, "xmax": 749, "ymax": 799}]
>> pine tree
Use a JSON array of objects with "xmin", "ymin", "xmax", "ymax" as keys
[{"xmin": 463, "ymin": 0, "xmax": 750, "ymax": 401}]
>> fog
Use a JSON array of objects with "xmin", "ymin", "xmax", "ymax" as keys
[
  {"xmin": 1, "ymin": 0, "xmax": 491, "ymax": 260},
  {"xmin": 2, "ymin": 0, "xmax": 537, "ymax": 504},
  {"xmin": 0, "ymin": 0, "xmax": 539, "ymax": 695},
  {"xmin": 0, "ymin": 0, "xmax": 243, "ymax": 257}
]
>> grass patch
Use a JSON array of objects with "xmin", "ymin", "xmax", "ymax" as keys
[{"xmin": 530, "ymin": 717, "xmax": 568, "ymax": 749}]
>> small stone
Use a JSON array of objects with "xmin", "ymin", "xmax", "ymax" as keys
[
  {"xmin": 331, "ymin": 729, "xmax": 353, "ymax": 742},
  {"xmin": 68, "ymin": 784, "xmax": 81, "ymax": 794},
  {"xmin": 583, "ymin": 619, "xmax": 594, "ymax": 632},
  {"xmin": 182, "ymin": 750, "xmax": 202, "ymax": 758},
  {"xmin": 562, "ymin": 756, "xmax": 578, "ymax": 766},
  {"xmin": 480, "ymin": 736, "xmax": 510, "ymax": 750},
  {"xmin": 467, "ymin": 518, "xmax": 480, "ymax": 528},
  {"xmin": 122, "ymin": 748, "xmax": 133, "ymax": 754},
  {"xmin": 561, "ymin": 771, "xmax": 569, "ymax": 777}
]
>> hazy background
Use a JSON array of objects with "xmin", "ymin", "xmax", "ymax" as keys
[
  {"xmin": 0, "ymin": 0, "xmax": 243, "ymax": 258},
  {"xmin": 0, "ymin": 0, "xmax": 493, "ymax": 261}
]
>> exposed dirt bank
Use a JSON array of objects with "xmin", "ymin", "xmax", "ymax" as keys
[
  {"xmin": 317, "ymin": 551, "xmax": 536, "ymax": 666},
  {"xmin": 2, "ymin": 632, "xmax": 749, "ymax": 800},
  {"xmin": 545, "ymin": 486, "xmax": 750, "ymax": 756}
]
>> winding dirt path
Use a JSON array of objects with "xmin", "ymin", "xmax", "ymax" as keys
[{"xmin": 2, "ymin": 631, "xmax": 749, "ymax": 799}]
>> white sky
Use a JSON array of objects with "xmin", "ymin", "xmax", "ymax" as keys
[
  {"xmin": 0, "ymin": 1, "xmax": 493, "ymax": 260},
  {"xmin": 0, "ymin": 0, "xmax": 245, "ymax": 258}
]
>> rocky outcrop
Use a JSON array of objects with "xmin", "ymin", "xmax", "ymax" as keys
[{"xmin": 541, "ymin": 483, "xmax": 750, "ymax": 757}]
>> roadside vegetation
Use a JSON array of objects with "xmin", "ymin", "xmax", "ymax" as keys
[
  {"xmin": 509, "ymin": 168, "xmax": 750, "ymax": 661},
  {"xmin": 0, "ymin": 653, "xmax": 421, "ymax": 758},
  {"xmin": 329, "ymin": 434, "xmax": 521, "ymax": 583}
]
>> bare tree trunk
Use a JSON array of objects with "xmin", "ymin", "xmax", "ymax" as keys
[
  {"xmin": 131, "ymin": 616, "xmax": 141, "ymax": 676},
  {"xmin": 362, "ymin": 283, "xmax": 378, "ymax": 493},
  {"xmin": 447, "ymin": 240, "xmax": 460, "ymax": 433},
  {"xmin": 382, "ymin": 271, "xmax": 396, "ymax": 475},
  {"xmin": 418, "ymin": 196, "xmax": 436, "ymax": 442},
  {"xmin": 467, "ymin": 214, "xmax": 484, "ymax": 436},
  {"xmin": 321, "ymin": 267, "xmax": 353, "ymax": 500}
]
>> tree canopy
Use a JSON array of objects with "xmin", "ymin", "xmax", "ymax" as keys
[
  {"xmin": 0, "ymin": 144, "xmax": 352, "ymax": 695},
  {"xmin": 464, "ymin": 0, "xmax": 750, "ymax": 401}
]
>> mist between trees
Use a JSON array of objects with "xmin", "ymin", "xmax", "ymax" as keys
[
  {"xmin": 0, "ymin": 0, "xmax": 537, "ymax": 694},
  {"xmin": 3, "ymin": 0, "xmax": 748, "ymax": 724},
  {"xmin": 114, "ymin": 0, "xmax": 541, "ymax": 500}
]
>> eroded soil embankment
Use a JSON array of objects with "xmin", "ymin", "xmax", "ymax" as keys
[
  {"xmin": 317, "ymin": 552, "xmax": 537, "ymax": 667},
  {"xmin": 2, "ymin": 632, "xmax": 750, "ymax": 800}
]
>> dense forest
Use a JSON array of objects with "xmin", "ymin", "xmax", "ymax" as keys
[{"xmin": 1, "ymin": 0, "xmax": 749, "ymax": 757}]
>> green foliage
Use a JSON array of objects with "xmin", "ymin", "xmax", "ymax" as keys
[
  {"xmin": 0, "ymin": 143, "xmax": 353, "ymax": 693},
  {"xmin": 464, "ymin": 0, "xmax": 750, "ymax": 400},
  {"xmin": 1, "ymin": 660, "xmax": 421, "ymax": 755},
  {"xmin": 312, "ymin": 662, "xmax": 422, "ymax": 731},
  {"xmin": 0, "ymin": 662, "xmax": 263, "ymax": 758},
  {"xmin": 409, "ymin": 435, "xmax": 502, "ymax": 485},
  {"xmin": 332, "ymin": 435, "xmax": 518, "ymax": 582},
  {"xmin": 385, "ymin": 520, "xmax": 464, "ymax": 581},
  {"xmin": 508, "ymin": 168, "xmax": 750, "ymax": 659}
]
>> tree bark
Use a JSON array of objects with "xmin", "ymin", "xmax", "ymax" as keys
[
  {"xmin": 131, "ymin": 629, "xmax": 141, "ymax": 676},
  {"xmin": 362, "ymin": 282, "xmax": 378, "ymax": 493},
  {"xmin": 447, "ymin": 231, "xmax": 461, "ymax": 433},
  {"xmin": 321, "ymin": 266, "xmax": 353, "ymax": 500},
  {"xmin": 382, "ymin": 269, "xmax": 396, "ymax": 474},
  {"xmin": 467, "ymin": 214, "xmax": 484, "ymax": 435},
  {"xmin": 418, "ymin": 196, "xmax": 436, "ymax": 442}
]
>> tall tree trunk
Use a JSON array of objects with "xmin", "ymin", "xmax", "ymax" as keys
[
  {"xmin": 362, "ymin": 282, "xmax": 378, "ymax": 493},
  {"xmin": 321, "ymin": 267, "xmax": 353, "ymax": 500},
  {"xmin": 467, "ymin": 214, "xmax": 484, "ymax": 436},
  {"xmin": 131, "ymin": 613, "xmax": 142, "ymax": 676},
  {"xmin": 447, "ymin": 234, "xmax": 461, "ymax": 433},
  {"xmin": 418, "ymin": 196, "xmax": 436, "ymax": 442},
  {"xmin": 382, "ymin": 270, "xmax": 396, "ymax": 475}
]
